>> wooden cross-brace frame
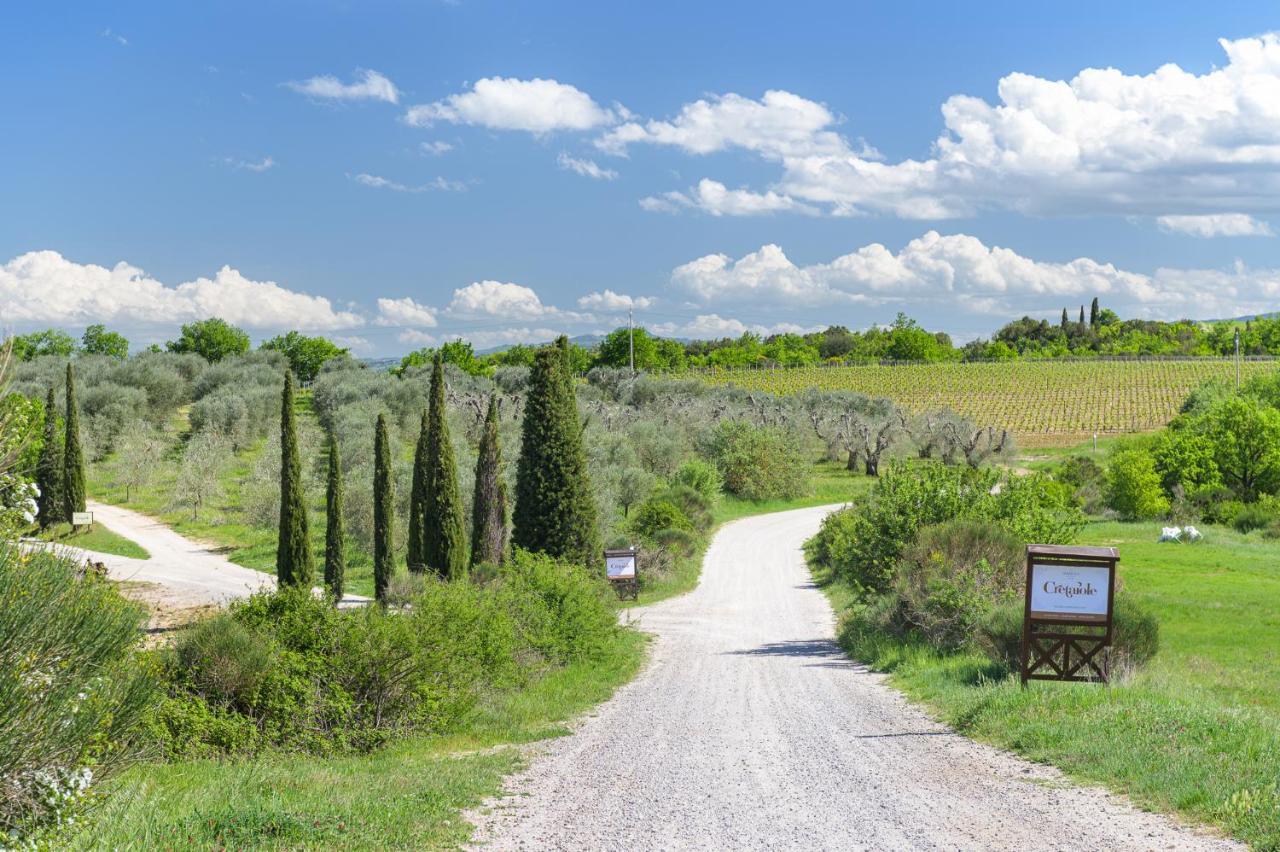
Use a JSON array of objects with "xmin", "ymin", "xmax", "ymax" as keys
[{"xmin": 1020, "ymin": 544, "xmax": 1117, "ymax": 685}]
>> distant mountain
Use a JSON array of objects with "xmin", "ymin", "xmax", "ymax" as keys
[{"xmin": 477, "ymin": 333, "xmax": 606, "ymax": 355}]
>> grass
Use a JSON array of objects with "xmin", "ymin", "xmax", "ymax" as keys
[
  {"xmin": 815, "ymin": 518, "xmax": 1280, "ymax": 848},
  {"xmin": 71, "ymin": 629, "xmax": 647, "ymax": 850},
  {"xmin": 31, "ymin": 521, "xmax": 150, "ymax": 559}
]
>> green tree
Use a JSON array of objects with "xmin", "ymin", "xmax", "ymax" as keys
[
  {"xmin": 11, "ymin": 329, "xmax": 76, "ymax": 362},
  {"xmin": 595, "ymin": 326, "xmax": 657, "ymax": 372},
  {"xmin": 423, "ymin": 354, "xmax": 468, "ymax": 577},
  {"xmin": 407, "ymin": 410, "xmax": 429, "ymax": 571},
  {"xmin": 165, "ymin": 318, "xmax": 250, "ymax": 362},
  {"xmin": 762, "ymin": 333, "xmax": 821, "ymax": 366},
  {"xmin": 1089, "ymin": 297, "xmax": 1100, "ymax": 329},
  {"xmin": 513, "ymin": 340, "xmax": 600, "ymax": 566},
  {"xmin": 1104, "ymin": 449, "xmax": 1170, "ymax": 520},
  {"xmin": 394, "ymin": 339, "xmax": 490, "ymax": 378},
  {"xmin": 62, "ymin": 363, "xmax": 86, "ymax": 522},
  {"xmin": 1200, "ymin": 396, "xmax": 1280, "ymax": 499},
  {"xmin": 81, "ymin": 324, "xmax": 129, "ymax": 358},
  {"xmin": 470, "ymin": 395, "xmax": 507, "ymax": 567},
  {"xmin": 373, "ymin": 413, "xmax": 394, "ymax": 603},
  {"xmin": 34, "ymin": 386, "xmax": 65, "ymax": 528},
  {"xmin": 1060, "ymin": 308, "xmax": 1069, "ymax": 330},
  {"xmin": 275, "ymin": 372, "xmax": 313, "ymax": 587},
  {"xmin": 324, "ymin": 432, "xmax": 346, "ymax": 602},
  {"xmin": 260, "ymin": 331, "xmax": 348, "ymax": 383}
]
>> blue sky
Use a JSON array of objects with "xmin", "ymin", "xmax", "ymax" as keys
[{"xmin": 6, "ymin": 1, "xmax": 1280, "ymax": 354}]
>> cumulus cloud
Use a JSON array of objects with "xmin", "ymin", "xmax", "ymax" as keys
[
  {"xmin": 576, "ymin": 290, "xmax": 654, "ymax": 311},
  {"xmin": 376, "ymin": 297, "xmax": 438, "ymax": 327},
  {"xmin": 1156, "ymin": 213, "xmax": 1274, "ymax": 238},
  {"xmin": 285, "ymin": 69, "xmax": 400, "ymax": 103},
  {"xmin": 614, "ymin": 35, "xmax": 1280, "ymax": 220},
  {"xmin": 640, "ymin": 179, "xmax": 817, "ymax": 216},
  {"xmin": 404, "ymin": 77, "xmax": 615, "ymax": 133},
  {"xmin": 670, "ymin": 231, "xmax": 1280, "ymax": 320},
  {"xmin": 650, "ymin": 314, "xmax": 817, "ymax": 339},
  {"xmin": 0, "ymin": 251, "xmax": 362, "ymax": 330},
  {"xmin": 444, "ymin": 280, "xmax": 588, "ymax": 321},
  {"xmin": 397, "ymin": 329, "xmax": 438, "ymax": 346},
  {"xmin": 557, "ymin": 153, "xmax": 618, "ymax": 180},
  {"xmin": 351, "ymin": 173, "xmax": 467, "ymax": 193}
]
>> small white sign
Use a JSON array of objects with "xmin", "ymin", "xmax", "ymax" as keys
[
  {"xmin": 606, "ymin": 555, "xmax": 636, "ymax": 579},
  {"xmin": 71, "ymin": 511, "xmax": 94, "ymax": 527},
  {"xmin": 1029, "ymin": 563, "xmax": 1110, "ymax": 618}
]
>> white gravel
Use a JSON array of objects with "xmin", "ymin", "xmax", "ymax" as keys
[{"xmin": 468, "ymin": 504, "xmax": 1239, "ymax": 851}]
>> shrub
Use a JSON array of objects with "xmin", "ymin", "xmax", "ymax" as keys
[
  {"xmin": 174, "ymin": 615, "xmax": 276, "ymax": 711},
  {"xmin": 1232, "ymin": 499, "xmax": 1279, "ymax": 534},
  {"xmin": 630, "ymin": 498, "xmax": 691, "ymax": 538},
  {"xmin": 1053, "ymin": 454, "xmax": 1106, "ymax": 513},
  {"xmin": 0, "ymin": 545, "xmax": 157, "ymax": 838},
  {"xmin": 893, "ymin": 521, "xmax": 1024, "ymax": 648},
  {"xmin": 672, "ymin": 458, "xmax": 722, "ymax": 503},
  {"xmin": 499, "ymin": 549, "xmax": 617, "ymax": 665},
  {"xmin": 705, "ymin": 420, "xmax": 811, "ymax": 501},
  {"xmin": 1104, "ymin": 449, "xmax": 1170, "ymax": 520}
]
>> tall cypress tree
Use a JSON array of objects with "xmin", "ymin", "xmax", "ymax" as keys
[
  {"xmin": 423, "ymin": 354, "xmax": 467, "ymax": 578},
  {"xmin": 276, "ymin": 371, "xmax": 313, "ymax": 587},
  {"xmin": 62, "ymin": 363, "xmax": 86, "ymax": 524},
  {"xmin": 1089, "ymin": 297, "xmax": 1101, "ymax": 328},
  {"xmin": 35, "ymin": 385, "xmax": 65, "ymax": 528},
  {"xmin": 324, "ymin": 432, "xmax": 346, "ymax": 603},
  {"xmin": 1078, "ymin": 305, "xmax": 1085, "ymax": 327},
  {"xmin": 470, "ymin": 394, "xmax": 506, "ymax": 568},
  {"xmin": 373, "ymin": 413, "xmax": 394, "ymax": 603},
  {"xmin": 513, "ymin": 340, "xmax": 599, "ymax": 566},
  {"xmin": 406, "ymin": 410, "xmax": 429, "ymax": 572},
  {"xmin": 1060, "ymin": 308, "xmax": 1069, "ymax": 330}
]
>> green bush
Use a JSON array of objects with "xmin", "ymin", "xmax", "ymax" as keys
[
  {"xmin": 630, "ymin": 498, "xmax": 693, "ymax": 539},
  {"xmin": 174, "ymin": 614, "xmax": 276, "ymax": 711},
  {"xmin": 1104, "ymin": 449, "xmax": 1170, "ymax": 520},
  {"xmin": 671, "ymin": 458, "xmax": 722, "ymax": 503},
  {"xmin": 498, "ymin": 549, "xmax": 617, "ymax": 665},
  {"xmin": 0, "ymin": 545, "xmax": 157, "ymax": 838},
  {"xmin": 893, "ymin": 521, "xmax": 1024, "ymax": 649},
  {"xmin": 704, "ymin": 420, "xmax": 811, "ymax": 501}
]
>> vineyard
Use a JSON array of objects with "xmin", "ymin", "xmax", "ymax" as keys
[{"xmin": 692, "ymin": 358, "xmax": 1280, "ymax": 446}]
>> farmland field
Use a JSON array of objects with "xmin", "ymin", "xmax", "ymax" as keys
[{"xmin": 693, "ymin": 358, "xmax": 1280, "ymax": 446}]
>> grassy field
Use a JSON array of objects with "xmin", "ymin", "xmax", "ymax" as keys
[
  {"xmin": 31, "ymin": 520, "xmax": 150, "ymax": 559},
  {"xmin": 71, "ymin": 628, "xmax": 647, "ymax": 850},
  {"xmin": 818, "ymin": 519, "xmax": 1280, "ymax": 848},
  {"xmin": 694, "ymin": 359, "xmax": 1279, "ymax": 447}
]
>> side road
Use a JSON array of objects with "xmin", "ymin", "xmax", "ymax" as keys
[{"xmin": 468, "ymin": 504, "xmax": 1238, "ymax": 851}]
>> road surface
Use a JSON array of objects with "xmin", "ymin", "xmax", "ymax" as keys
[{"xmin": 468, "ymin": 504, "xmax": 1236, "ymax": 851}]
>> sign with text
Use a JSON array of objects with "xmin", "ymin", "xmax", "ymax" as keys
[
  {"xmin": 1021, "ymin": 545, "xmax": 1118, "ymax": 685},
  {"xmin": 603, "ymin": 547, "xmax": 639, "ymax": 601},
  {"xmin": 1029, "ymin": 563, "xmax": 1111, "ymax": 621},
  {"xmin": 71, "ymin": 511, "xmax": 93, "ymax": 527},
  {"xmin": 606, "ymin": 553, "xmax": 636, "ymax": 579}
]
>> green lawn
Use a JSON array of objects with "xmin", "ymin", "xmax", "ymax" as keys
[
  {"xmin": 32, "ymin": 521, "xmax": 150, "ymax": 559},
  {"xmin": 818, "ymin": 518, "xmax": 1280, "ymax": 848},
  {"xmin": 71, "ymin": 630, "xmax": 647, "ymax": 850}
]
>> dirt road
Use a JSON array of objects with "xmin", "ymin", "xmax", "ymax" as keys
[{"xmin": 469, "ymin": 505, "xmax": 1236, "ymax": 851}]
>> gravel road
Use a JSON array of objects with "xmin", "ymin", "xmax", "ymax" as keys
[{"xmin": 469, "ymin": 504, "xmax": 1237, "ymax": 851}]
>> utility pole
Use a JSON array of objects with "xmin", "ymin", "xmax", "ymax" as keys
[
  {"xmin": 628, "ymin": 306, "xmax": 635, "ymax": 376},
  {"xmin": 1235, "ymin": 327, "xmax": 1241, "ymax": 389}
]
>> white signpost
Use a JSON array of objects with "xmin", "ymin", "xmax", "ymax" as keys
[
  {"xmin": 1021, "ymin": 545, "xmax": 1118, "ymax": 684},
  {"xmin": 603, "ymin": 547, "xmax": 639, "ymax": 600},
  {"xmin": 71, "ymin": 511, "xmax": 94, "ymax": 528},
  {"xmin": 606, "ymin": 553, "xmax": 636, "ymax": 579}
]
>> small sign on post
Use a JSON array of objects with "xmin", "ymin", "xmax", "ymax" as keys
[
  {"xmin": 1020, "ymin": 544, "xmax": 1117, "ymax": 685},
  {"xmin": 604, "ymin": 547, "xmax": 639, "ymax": 601},
  {"xmin": 71, "ymin": 511, "xmax": 94, "ymax": 529}
]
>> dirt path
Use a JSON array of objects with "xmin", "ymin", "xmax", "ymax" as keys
[{"xmin": 468, "ymin": 505, "xmax": 1237, "ymax": 851}]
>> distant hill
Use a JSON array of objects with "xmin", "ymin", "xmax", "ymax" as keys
[{"xmin": 477, "ymin": 333, "xmax": 606, "ymax": 355}]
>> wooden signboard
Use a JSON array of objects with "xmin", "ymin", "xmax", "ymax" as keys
[
  {"xmin": 604, "ymin": 547, "xmax": 639, "ymax": 601},
  {"xmin": 1020, "ymin": 544, "xmax": 1117, "ymax": 685},
  {"xmin": 71, "ymin": 511, "xmax": 94, "ymax": 528}
]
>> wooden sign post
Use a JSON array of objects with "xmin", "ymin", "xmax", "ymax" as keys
[
  {"xmin": 1020, "ymin": 544, "xmax": 1117, "ymax": 685},
  {"xmin": 604, "ymin": 547, "xmax": 639, "ymax": 601},
  {"xmin": 71, "ymin": 511, "xmax": 94, "ymax": 531}
]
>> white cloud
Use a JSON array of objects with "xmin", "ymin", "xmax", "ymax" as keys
[
  {"xmin": 641, "ymin": 179, "xmax": 817, "ymax": 216},
  {"xmin": 650, "ymin": 314, "xmax": 818, "ymax": 339},
  {"xmin": 225, "ymin": 156, "xmax": 276, "ymax": 173},
  {"xmin": 0, "ymin": 251, "xmax": 362, "ymax": 330},
  {"xmin": 397, "ymin": 329, "xmax": 439, "ymax": 346},
  {"xmin": 1156, "ymin": 213, "xmax": 1274, "ymax": 238},
  {"xmin": 333, "ymin": 335, "xmax": 374, "ymax": 355},
  {"xmin": 100, "ymin": 28, "xmax": 128, "ymax": 46},
  {"xmin": 404, "ymin": 77, "xmax": 615, "ymax": 133},
  {"xmin": 576, "ymin": 290, "xmax": 654, "ymax": 311},
  {"xmin": 420, "ymin": 141, "xmax": 454, "ymax": 156},
  {"xmin": 670, "ymin": 231, "xmax": 1280, "ymax": 320},
  {"xmin": 447, "ymin": 280, "xmax": 554, "ymax": 318},
  {"xmin": 376, "ymin": 297, "xmax": 438, "ymax": 327},
  {"xmin": 557, "ymin": 153, "xmax": 618, "ymax": 180},
  {"xmin": 608, "ymin": 35, "xmax": 1280, "ymax": 219},
  {"xmin": 351, "ymin": 173, "xmax": 466, "ymax": 193},
  {"xmin": 286, "ymin": 69, "xmax": 400, "ymax": 103}
]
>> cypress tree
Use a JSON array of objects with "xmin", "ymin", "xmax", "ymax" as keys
[
  {"xmin": 470, "ymin": 394, "xmax": 507, "ymax": 568},
  {"xmin": 1078, "ymin": 305, "xmax": 1085, "ymax": 327},
  {"xmin": 1089, "ymin": 297, "xmax": 1100, "ymax": 328},
  {"xmin": 1060, "ymin": 308, "xmax": 1069, "ymax": 330},
  {"xmin": 373, "ymin": 413, "xmax": 394, "ymax": 603},
  {"xmin": 62, "ymin": 363, "xmax": 86, "ymax": 523},
  {"xmin": 35, "ymin": 385, "xmax": 65, "ymax": 528},
  {"xmin": 513, "ymin": 340, "xmax": 600, "ymax": 566},
  {"xmin": 423, "ymin": 354, "xmax": 468, "ymax": 578},
  {"xmin": 406, "ymin": 410, "xmax": 429, "ymax": 572},
  {"xmin": 324, "ymin": 432, "xmax": 346, "ymax": 603},
  {"xmin": 275, "ymin": 371, "xmax": 313, "ymax": 588}
]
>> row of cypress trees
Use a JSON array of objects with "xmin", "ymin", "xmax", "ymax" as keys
[
  {"xmin": 33, "ymin": 363, "xmax": 87, "ymax": 529},
  {"xmin": 275, "ymin": 336, "xmax": 597, "ymax": 604}
]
